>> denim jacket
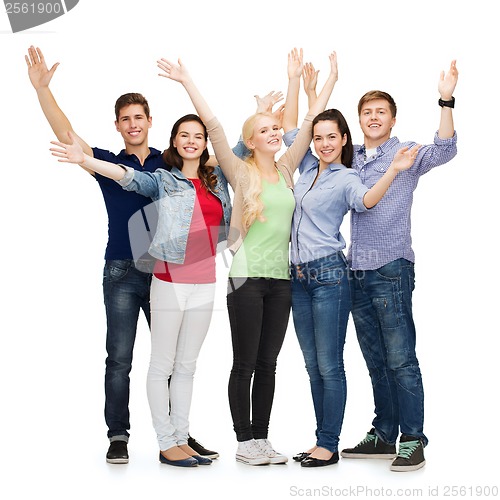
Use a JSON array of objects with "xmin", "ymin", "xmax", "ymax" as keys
[{"xmin": 117, "ymin": 165, "xmax": 232, "ymax": 264}]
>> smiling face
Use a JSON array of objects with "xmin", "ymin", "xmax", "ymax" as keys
[
  {"xmin": 313, "ymin": 120, "xmax": 347, "ymax": 167},
  {"xmin": 245, "ymin": 114, "xmax": 282, "ymax": 155},
  {"xmin": 359, "ymin": 98, "xmax": 396, "ymax": 148},
  {"xmin": 115, "ymin": 103, "xmax": 152, "ymax": 148},
  {"xmin": 172, "ymin": 120, "xmax": 207, "ymax": 161}
]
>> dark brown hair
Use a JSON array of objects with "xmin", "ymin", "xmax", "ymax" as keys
[
  {"xmin": 162, "ymin": 114, "xmax": 217, "ymax": 192},
  {"xmin": 114, "ymin": 93, "xmax": 150, "ymax": 121},
  {"xmin": 312, "ymin": 109, "xmax": 353, "ymax": 168}
]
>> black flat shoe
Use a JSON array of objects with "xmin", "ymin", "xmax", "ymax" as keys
[
  {"xmin": 159, "ymin": 452, "xmax": 198, "ymax": 467},
  {"xmin": 301, "ymin": 452, "xmax": 339, "ymax": 468},
  {"xmin": 293, "ymin": 452, "xmax": 311, "ymax": 462}
]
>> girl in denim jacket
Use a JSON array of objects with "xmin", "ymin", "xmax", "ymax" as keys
[
  {"xmin": 51, "ymin": 114, "xmax": 230, "ymax": 468},
  {"xmin": 156, "ymin": 49, "xmax": 339, "ymax": 466}
]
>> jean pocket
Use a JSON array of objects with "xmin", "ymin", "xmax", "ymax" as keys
[
  {"xmin": 312, "ymin": 266, "xmax": 345, "ymax": 286},
  {"xmin": 374, "ymin": 259, "xmax": 404, "ymax": 280},
  {"xmin": 103, "ymin": 260, "xmax": 131, "ymax": 283}
]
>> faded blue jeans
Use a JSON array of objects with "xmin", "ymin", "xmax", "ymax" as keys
[
  {"xmin": 349, "ymin": 258, "xmax": 427, "ymax": 445},
  {"xmin": 103, "ymin": 259, "xmax": 151, "ymax": 440},
  {"xmin": 291, "ymin": 252, "xmax": 350, "ymax": 453}
]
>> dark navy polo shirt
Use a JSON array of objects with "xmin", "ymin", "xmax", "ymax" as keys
[{"xmin": 92, "ymin": 147, "xmax": 166, "ymax": 260}]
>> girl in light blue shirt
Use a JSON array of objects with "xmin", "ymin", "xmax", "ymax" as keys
[{"xmin": 288, "ymin": 107, "xmax": 419, "ymax": 467}]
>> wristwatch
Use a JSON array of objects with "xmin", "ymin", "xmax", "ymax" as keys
[{"xmin": 438, "ymin": 96, "xmax": 455, "ymax": 108}]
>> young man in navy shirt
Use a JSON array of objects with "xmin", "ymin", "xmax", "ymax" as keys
[{"xmin": 25, "ymin": 45, "xmax": 218, "ymax": 464}]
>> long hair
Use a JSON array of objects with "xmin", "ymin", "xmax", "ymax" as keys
[
  {"xmin": 240, "ymin": 112, "xmax": 276, "ymax": 229},
  {"xmin": 162, "ymin": 114, "xmax": 216, "ymax": 192},
  {"xmin": 312, "ymin": 109, "xmax": 354, "ymax": 168}
]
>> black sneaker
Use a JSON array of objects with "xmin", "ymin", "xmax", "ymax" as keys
[
  {"xmin": 188, "ymin": 436, "xmax": 219, "ymax": 459},
  {"xmin": 106, "ymin": 440, "xmax": 129, "ymax": 464},
  {"xmin": 341, "ymin": 428, "xmax": 396, "ymax": 459},
  {"xmin": 390, "ymin": 435, "xmax": 426, "ymax": 472}
]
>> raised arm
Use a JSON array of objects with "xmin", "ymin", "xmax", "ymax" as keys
[
  {"xmin": 302, "ymin": 62, "xmax": 319, "ymax": 110},
  {"xmin": 362, "ymin": 145, "xmax": 421, "ymax": 208},
  {"xmin": 306, "ymin": 52, "xmax": 338, "ymax": 118},
  {"xmin": 437, "ymin": 60, "xmax": 458, "ymax": 139},
  {"xmin": 25, "ymin": 46, "xmax": 93, "ymax": 159},
  {"xmin": 50, "ymin": 132, "xmax": 125, "ymax": 181},
  {"xmin": 278, "ymin": 52, "xmax": 339, "ymax": 176},
  {"xmin": 282, "ymin": 48, "xmax": 303, "ymax": 133},
  {"xmin": 157, "ymin": 57, "xmax": 245, "ymax": 186},
  {"xmin": 157, "ymin": 57, "xmax": 216, "ymax": 125}
]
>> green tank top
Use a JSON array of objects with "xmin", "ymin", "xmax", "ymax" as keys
[{"xmin": 229, "ymin": 171, "xmax": 295, "ymax": 279}]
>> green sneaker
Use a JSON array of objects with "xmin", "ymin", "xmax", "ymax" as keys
[
  {"xmin": 341, "ymin": 428, "xmax": 396, "ymax": 459},
  {"xmin": 390, "ymin": 435, "xmax": 426, "ymax": 472}
]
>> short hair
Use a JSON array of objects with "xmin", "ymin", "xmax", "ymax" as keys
[
  {"xmin": 114, "ymin": 93, "xmax": 150, "ymax": 121},
  {"xmin": 357, "ymin": 90, "xmax": 397, "ymax": 118},
  {"xmin": 312, "ymin": 109, "xmax": 353, "ymax": 168}
]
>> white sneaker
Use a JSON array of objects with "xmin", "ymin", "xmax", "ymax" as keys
[
  {"xmin": 236, "ymin": 439, "xmax": 271, "ymax": 465},
  {"xmin": 255, "ymin": 438, "xmax": 288, "ymax": 464}
]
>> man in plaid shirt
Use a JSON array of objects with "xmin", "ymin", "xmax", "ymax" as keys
[{"xmin": 341, "ymin": 60, "xmax": 459, "ymax": 472}]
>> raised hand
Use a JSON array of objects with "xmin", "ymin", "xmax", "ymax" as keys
[
  {"xmin": 25, "ymin": 45, "xmax": 59, "ymax": 90},
  {"xmin": 50, "ymin": 131, "xmax": 85, "ymax": 164},
  {"xmin": 391, "ymin": 145, "xmax": 421, "ymax": 172},
  {"xmin": 328, "ymin": 51, "xmax": 339, "ymax": 85},
  {"xmin": 255, "ymin": 91, "xmax": 284, "ymax": 113},
  {"xmin": 157, "ymin": 57, "xmax": 191, "ymax": 84},
  {"xmin": 302, "ymin": 62, "xmax": 318, "ymax": 96},
  {"xmin": 438, "ymin": 60, "xmax": 458, "ymax": 100},
  {"xmin": 287, "ymin": 47, "xmax": 304, "ymax": 80}
]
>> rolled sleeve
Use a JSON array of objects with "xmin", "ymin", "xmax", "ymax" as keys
[
  {"xmin": 283, "ymin": 128, "xmax": 299, "ymax": 147},
  {"xmin": 116, "ymin": 164, "xmax": 135, "ymax": 187},
  {"xmin": 414, "ymin": 131, "xmax": 458, "ymax": 176},
  {"xmin": 345, "ymin": 172, "xmax": 370, "ymax": 213}
]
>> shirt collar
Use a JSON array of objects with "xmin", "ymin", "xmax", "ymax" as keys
[
  {"xmin": 357, "ymin": 137, "xmax": 399, "ymax": 159},
  {"xmin": 117, "ymin": 147, "xmax": 162, "ymax": 162}
]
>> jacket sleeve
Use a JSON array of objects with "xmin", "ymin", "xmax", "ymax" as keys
[{"xmin": 116, "ymin": 165, "xmax": 161, "ymax": 200}]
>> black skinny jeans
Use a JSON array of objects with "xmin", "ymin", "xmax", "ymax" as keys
[{"xmin": 227, "ymin": 277, "xmax": 291, "ymax": 442}]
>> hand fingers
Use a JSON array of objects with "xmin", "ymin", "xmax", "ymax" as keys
[
  {"xmin": 35, "ymin": 46, "xmax": 43, "ymax": 59},
  {"xmin": 407, "ymin": 145, "xmax": 421, "ymax": 160},
  {"xmin": 273, "ymin": 92, "xmax": 284, "ymax": 103},
  {"xmin": 157, "ymin": 58, "xmax": 172, "ymax": 68},
  {"xmin": 50, "ymin": 148, "xmax": 68, "ymax": 157},
  {"xmin": 26, "ymin": 45, "xmax": 37, "ymax": 66}
]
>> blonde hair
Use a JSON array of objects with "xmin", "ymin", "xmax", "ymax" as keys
[{"xmin": 240, "ymin": 112, "xmax": 275, "ymax": 229}]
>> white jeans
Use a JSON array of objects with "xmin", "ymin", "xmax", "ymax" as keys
[{"xmin": 147, "ymin": 276, "xmax": 215, "ymax": 451}]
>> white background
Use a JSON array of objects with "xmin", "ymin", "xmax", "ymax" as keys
[{"xmin": 1, "ymin": 1, "xmax": 498, "ymax": 498}]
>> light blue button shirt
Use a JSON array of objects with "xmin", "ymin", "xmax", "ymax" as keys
[
  {"xmin": 283, "ymin": 129, "xmax": 369, "ymax": 264},
  {"xmin": 290, "ymin": 149, "xmax": 368, "ymax": 264}
]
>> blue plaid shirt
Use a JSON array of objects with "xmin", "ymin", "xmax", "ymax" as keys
[{"xmin": 348, "ymin": 132, "xmax": 458, "ymax": 270}]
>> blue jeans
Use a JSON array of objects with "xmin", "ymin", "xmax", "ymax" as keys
[
  {"xmin": 349, "ymin": 259, "xmax": 427, "ymax": 445},
  {"xmin": 103, "ymin": 259, "xmax": 151, "ymax": 439},
  {"xmin": 291, "ymin": 252, "xmax": 350, "ymax": 453}
]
